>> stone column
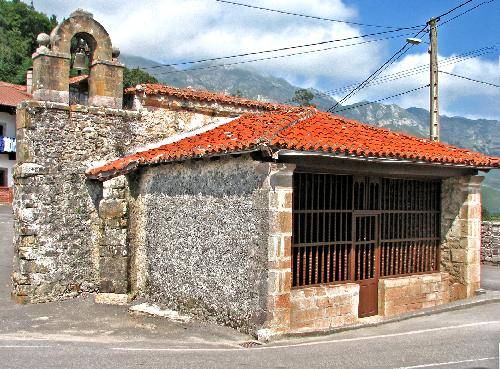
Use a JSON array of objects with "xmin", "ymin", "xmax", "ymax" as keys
[
  {"xmin": 88, "ymin": 60, "xmax": 124, "ymax": 109},
  {"xmin": 441, "ymin": 175, "xmax": 483, "ymax": 299},
  {"xmin": 258, "ymin": 163, "xmax": 295, "ymax": 340},
  {"xmin": 32, "ymin": 48, "xmax": 70, "ymax": 104},
  {"xmin": 95, "ymin": 176, "xmax": 130, "ymax": 304}
]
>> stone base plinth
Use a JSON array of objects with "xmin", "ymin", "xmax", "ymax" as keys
[{"xmin": 94, "ymin": 293, "xmax": 129, "ymax": 305}]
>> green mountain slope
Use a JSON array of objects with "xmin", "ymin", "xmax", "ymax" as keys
[{"xmin": 121, "ymin": 53, "xmax": 500, "ymax": 213}]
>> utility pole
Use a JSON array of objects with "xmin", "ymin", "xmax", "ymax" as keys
[{"xmin": 428, "ymin": 17, "xmax": 440, "ymax": 141}]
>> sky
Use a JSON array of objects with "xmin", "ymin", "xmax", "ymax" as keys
[{"xmin": 28, "ymin": 0, "xmax": 499, "ymax": 119}]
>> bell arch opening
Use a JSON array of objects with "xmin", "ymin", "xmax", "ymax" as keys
[{"xmin": 69, "ymin": 32, "xmax": 95, "ymax": 105}]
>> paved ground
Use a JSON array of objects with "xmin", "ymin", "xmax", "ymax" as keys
[
  {"xmin": 482, "ymin": 264, "xmax": 500, "ymax": 291},
  {"xmin": 1, "ymin": 204, "xmax": 499, "ymax": 368}
]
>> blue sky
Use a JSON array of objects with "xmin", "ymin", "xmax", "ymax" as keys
[
  {"xmin": 30, "ymin": 0, "xmax": 499, "ymax": 119},
  {"xmin": 354, "ymin": 0, "xmax": 498, "ymax": 59}
]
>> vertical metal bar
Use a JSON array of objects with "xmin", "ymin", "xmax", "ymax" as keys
[
  {"xmin": 333, "ymin": 245, "xmax": 338, "ymax": 281},
  {"xmin": 302, "ymin": 246, "xmax": 307, "ymax": 285},
  {"xmin": 344, "ymin": 243, "xmax": 348, "ymax": 281}
]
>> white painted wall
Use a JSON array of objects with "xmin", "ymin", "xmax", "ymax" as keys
[
  {"xmin": 0, "ymin": 111, "xmax": 16, "ymax": 187},
  {"xmin": 0, "ymin": 111, "xmax": 16, "ymax": 137},
  {"xmin": 0, "ymin": 154, "xmax": 15, "ymax": 186}
]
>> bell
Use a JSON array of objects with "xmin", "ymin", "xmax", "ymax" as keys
[{"xmin": 73, "ymin": 51, "xmax": 87, "ymax": 71}]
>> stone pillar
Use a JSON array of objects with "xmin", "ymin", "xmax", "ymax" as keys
[
  {"xmin": 441, "ymin": 175, "xmax": 483, "ymax": 300},
  {"xmin": 32, "ymin": 48, "xmax": 70, "ymax": 104},
  {"xmin": 88, "ymin": 60, "xmax": 124, "ymax": 109},
  {"xmin": 258, "ymin": 163, "xmax": 295, "ymax": 340},
  {"xmin": 95, "ymin": 176, "xmax": 130, "ymax": 304}
]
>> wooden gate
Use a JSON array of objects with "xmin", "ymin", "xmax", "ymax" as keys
[{"xmin": 353, "ymin": 214, "xmax": 379, "ymax": 317}]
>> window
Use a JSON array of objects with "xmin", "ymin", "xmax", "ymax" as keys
[
  {"xmin": 0, "ymin": 168, "xmax": 7, "ymax": 187},
  {"xmin": 0, "ymin": 123, "xmax": 4, "ymax": 136}
]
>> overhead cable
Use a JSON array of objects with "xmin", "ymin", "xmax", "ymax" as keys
[
  {"xmin": 439, "ymin": 0, "xmax": 496, "ymax": 26},
  {"xmin": 439, "ymin": 71, "xmax": 500, "ymax": 87},
  {"xmin": 137, "ymin": 28, "xmax": 420, "ymax": 71},
  {"xmin": 213, "ymin": 0, "xmax": 424, "ymax": 30},
  {"xmin": 436, "ymin": 0, "xmax": 474, "ymax": 19},
  {"xmin": 321, "ymin": 46, "xmax": 497, "ymax": 96},
  {"xmin": 147, "ymin": 33, "xmax": 416, "ymax": 76},
  {"xmin": 326, "ymin": 25, "xmax": 428, "ymax": 112},
  {"xmin": 332, "ymin": 85, "xmax": 430, "ymax": 113}
]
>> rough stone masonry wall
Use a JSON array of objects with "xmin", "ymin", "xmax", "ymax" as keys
[
  {"xmin": 132, "ymin": 156, "xmax": 271, "ymax": 334},
  {"xmin": 12, "ymin": 101, "xmax": 232, "ymax": 303},
  {"xmin": 13, "ymin": 101, "xmax": 256, "ymax": 302},
  {"xmin": 441, "ymin": 175, "xmax": 483, "ymax": 300},
  {"xmin": 378, "ymin": 273, "xmax": 450, "ymax": 316},
  {"xmin": 481, "ymin": 221, "xmax": 500, "ymax": 263},
  {"xmin": 12, "ymin": 103, "xmax": 139, "ymax": 303}
]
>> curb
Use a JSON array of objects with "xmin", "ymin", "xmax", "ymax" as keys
[{"xmin": 271, "ymin": 293, "xmax": 500, "ymax": 342}]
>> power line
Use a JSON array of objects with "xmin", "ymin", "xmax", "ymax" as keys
[
  {"xmin": 332, "ymin": 85, "xmax": 429, "ymax": 113},
  {"xmin": 214, "ymin": 0, "xmax": 423, "ymax": 30},
  {"xmin": 148, "ymin": 33, "xmax": 416, "ymax": 76},
  {"xmin": 439, "ymin": 70, "xmax": 500, "ymax": 87},
  {"xmin": 326, "ymin": 0, "xmax": 497, "ymax": 113},
  {"xmin": 439, "ymin": 0, "xmax": 496, "ymax": 26},
  {"xmin": 138, "ymin": 28, "xmax": 419, "ymax": 71},
  {"xmin": 327, "ymin": 25, "xmax": 428, "ymax": 112},
  {"xmin": 321, "ymin": 46, "xmax": 497, "ymax": 96},
  {"xmin": 436, "ymin": 0, "xmax": 474, "ymax": 18}
]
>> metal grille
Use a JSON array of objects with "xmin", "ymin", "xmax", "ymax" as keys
[
  {"xmin": 292, "ymin": 173, "xmax": 352, "ymax": 287},
  {"xmin": 354, "ymin": 216, "xmax": 377, "ymax": 281},
  {"xmin": 380, "ymin": 178, "xmax": 441, "ymax": 277},
  {"xmin": 292, "ymin": 173, "xmax": 441, "ymax": 288}
]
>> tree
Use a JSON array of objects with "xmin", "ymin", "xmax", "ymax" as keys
[
  {"xmin": 292, "ymin": 88, "xmax": 314, "ymax": 106},
  {"xmin": 123, "ymin": 67, "xmax": 158, "ymax": 88},
  {"xmin": 0, "ymin": 0, "xmax": 57, "ymax": 84}
]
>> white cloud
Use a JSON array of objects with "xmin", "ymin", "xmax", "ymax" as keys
[
  {"xmin": 30, "ymin": 0, "xmax": 383, "ymax": 82},
  {"xmin": 28, "ymin": 0, "xmax": 500, "ymax": 119}
]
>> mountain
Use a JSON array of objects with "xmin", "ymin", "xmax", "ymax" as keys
[{"xmin": 121, "ymin": 53, "xmax": 500, "ymax": 213}]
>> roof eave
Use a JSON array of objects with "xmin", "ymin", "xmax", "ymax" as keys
[
  {"xmin": 86, "ymin": 147, "xmax": 265, "ymax": 182},
  {"xmin": 276, "ymin": 149, "xmax": 498, "ymax": 170}
]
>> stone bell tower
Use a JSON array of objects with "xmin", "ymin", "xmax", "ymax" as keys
[{"xmin": 32, "ymin": 9, "xmax": 124, "ymax": 108}]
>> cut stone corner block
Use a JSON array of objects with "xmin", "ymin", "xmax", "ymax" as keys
[{"xmin": 94, "ymin": 293, "xmax": 131, "ymax": 305}]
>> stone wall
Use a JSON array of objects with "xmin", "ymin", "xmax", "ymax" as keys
[
  {"xmin": 130, "ymin": 156, "xmax": 271, "ymax": 334},
  {"xmin": 290, "ymin": 284, "xmax": 359, "ymax": 332},
  {"xmin": 11, "ymin": 101, "xmax": 233, "ymax": 303},
  {"xmin": 12, "ymin": 103, "xmax": 139, "ymax": 303},
  {"xmin": 378, "ymin": 273, "xmax": 450, "ymax": 316},
  {"xmin": 440, "ymin": 175, "xmax": 483, "ymax": 300},
  {"xmin": 481, "ymin": 221, "xmax": 500, "ymax": 263}
]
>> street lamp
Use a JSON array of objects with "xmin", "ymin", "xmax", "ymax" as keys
[{"xmin": 406, "ymin": 37, "xmax": 424, "ymax": 45}]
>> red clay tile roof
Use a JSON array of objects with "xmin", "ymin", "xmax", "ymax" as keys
[
  {"xmin": 87, "ymin": 110, "xmax": 500, "ymax": 180},
  {"xmin": 0, "ymin": 81, "xmax": 31, "ymax": 107},
  {"xmin": 126, "ymin": 83, "xmax": 294, "ymax": 111}
]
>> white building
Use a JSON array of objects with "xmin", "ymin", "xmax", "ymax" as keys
[{"xmin": 0, "ymin": 81, "xmax": 31, "ymax": 202}]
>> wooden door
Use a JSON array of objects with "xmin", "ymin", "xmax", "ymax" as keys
[{"xmin": 353, "ymin": 214, "xmax": 380, "ymax": 317}]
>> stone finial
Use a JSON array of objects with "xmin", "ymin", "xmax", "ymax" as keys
[
  {"xmin": 112, "ymin": 47, "xmax": 121, "ymax": 59},
  {"xmin": 70, "ymin": 9, "xmax": 94, "ymax": 18},
  {"xmin": 37, "ymin": 33, "xmax": 50, "ymax": 47}
]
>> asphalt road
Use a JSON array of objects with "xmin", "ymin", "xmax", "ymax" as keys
[{"xmin": 1, "ymin": 204, "xmax": 499, "ymax": 369}]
